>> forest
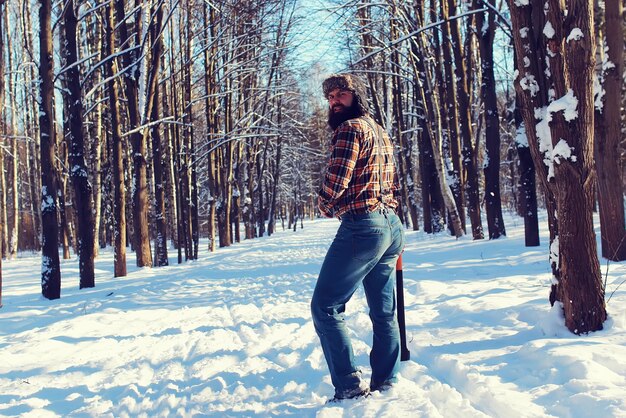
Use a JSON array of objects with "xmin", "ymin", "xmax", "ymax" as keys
[{"xmin": 0, "ymin": 0, "xmax": 624, "ymax": 335}]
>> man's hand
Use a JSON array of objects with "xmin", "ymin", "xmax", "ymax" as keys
[{"xmin": 318, "ymin": 196, "xmax": 334, "ymax": 218}]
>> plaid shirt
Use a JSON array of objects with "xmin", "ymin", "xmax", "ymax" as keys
[{"xmin": 318, "ymin": 116, "xmax": 399, "ymax": 218}]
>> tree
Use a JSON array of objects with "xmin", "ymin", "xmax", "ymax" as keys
[
  {"xmin": 509, "ymin": 0, "xmax": 607, "ymax": 333},
  {"xmin": 114, "ymin": 0, "xmax": 152, "ymax": 267},
  {"xmin": 0, "ymin": 0, "xmax": 5, "ymax": 306},
  {"xmin": 105, "ymin": 1, "xmax": 127, "ymax": 277},
  {"xmin": 594, "ymin": 0, "xmax": 626, "ymax": 261},
  {"xmin": 148, "ymin": 0, "xmax": 168, "ymax": 266},
  {"xmin": 39, "ymin": 0, "xmax": 61, "ymax": 299},
  {"xmin": 475, "ymin": 0, "xmax": 506, "ymax": 239},
  {"xmin": 62, "ymin": 0, "xmax": 96, "ymax": 288}
]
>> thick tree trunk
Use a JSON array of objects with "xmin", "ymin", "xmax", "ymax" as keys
[
  {"xmin": 507, "ymin": 0, "xmax": 560, "ymax": 275},
  {"xmin": 63, "ymin": 0, "xmax": 95, "ymax": 288},
  {"xmin": 39, "ymin": 0, "xmax": 62, "ymax": 299},
  {"xmin": 506, "ymin": 0, "xmax": 609, "ymax": 330},
  {"xmin": 543, "ymin": 0, "xmax": 606, "ymax": 333}
]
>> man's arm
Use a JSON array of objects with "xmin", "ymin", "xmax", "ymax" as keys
[{"xmin": 318, "ymin": 124, "xmax": 361, "ymax": 217}]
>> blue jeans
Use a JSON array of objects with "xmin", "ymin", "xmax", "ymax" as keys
[{"xmin": 311, "ymin": 210, "xmax": 404, "ymax": 397}]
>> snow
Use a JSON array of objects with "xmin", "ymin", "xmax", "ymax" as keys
[
  {"xmin": 543, "ymin": 22, "xmax": 555, "ymax": 39},
  {"xmin": 519, "ymin": 27, "xmax": 530, "ymax": 38},
  {"xmin": 40, "ymin": 186, "xmax": 55, "ymax": 213},
  {"xmin": 594, "ymin": 74, "xmax": 606, "ymax": 111},
  {"xmin": 566, "ymin": 28, "xmax": 584, "ymax": 43},
  {"xmin": 515, "ymin": 123, "xmax": 529, "ymax": 147},
  {"xmin": 551, "ymin": 139, "xmax": 577, "ymax": 164},
  {"xmin": 1, "ymin": 216, "xmax": 626, "ymax": 417},
  {"xmin": 535, "ymin": 89, "xmax": 580, "ymax": 179},
  {"xmin": 519, "ymin": 73, "xmax": 540, "ymax": 97},
  {"xmin": 548, "ymin": 89, "xmax": 578, "ymax": 122}
]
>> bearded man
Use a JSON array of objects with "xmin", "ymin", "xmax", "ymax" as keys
[{"xmin": 311, "ymin": 73, "xmax": 405, "ymax": 402}]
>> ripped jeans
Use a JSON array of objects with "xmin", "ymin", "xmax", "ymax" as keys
[{"xmin": 311, "ymin": 210, "xmax": 405, "ymax": 397}]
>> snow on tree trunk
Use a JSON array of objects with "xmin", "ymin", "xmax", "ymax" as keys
[{"xmin": 510, "ymin": 0, "xmax": 606, "ymax": 333}]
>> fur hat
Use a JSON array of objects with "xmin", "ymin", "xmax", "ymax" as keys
[
  {"xmin": 322, "ymin": 73, "xmax": 370, "ymax": 114},
  {"xmin": 322, "ymin": 73, "xmax": 366, "ymax": 97}
]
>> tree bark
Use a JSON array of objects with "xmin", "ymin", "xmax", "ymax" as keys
[
  {"xmin": 4, "ymin": 8, "xmax": 18, "ymax": 258},
  {"xmin": 595, "ymin": 0, "xmax": 626, "ymax": 261},
  {"xmin": 514, "ymin": 97, "xmax": 540, "ymax": 247},
  {"xmin": 39, "ymin": 0, "xmax": 62, "ymax": 299},
  {"xmin": 543, "ymin": 0, "xmax": 607, "ymax": 333},
  {"xmin": 390, "ymin": 8, "xmax": 419, "ymax": 230},
  {"xmin": 0, "ymin": 0, "xmax": 5, "ymax": 303},
  {"xmin": 149, "ymin": 0, "xmax": 168, "ymax": 267},
  {"xmin": 476, "ymin": 0, "xmax": 506, "ymax": 239},
  {"xmin": 105, "ymin": 2, "xmax": 127, "ymax": 277},
  {"xmin": 62, "ymin": 0, "xmax": 95, "ymax": 288},
  {"xmin": 114, "ymin": 0, "xmax": 152, "ymax": 267},
  {"xmin": 506, "ymin": 0, "xmax": 609, "ymax": 330}
]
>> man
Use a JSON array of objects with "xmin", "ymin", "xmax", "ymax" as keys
[{"xmin": 311, "ymin": 73, "xmax": 405, "ymax": 402}]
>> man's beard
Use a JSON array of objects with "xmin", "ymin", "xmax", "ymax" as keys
[{"xmin": 327, "ymin": 101, "xmax": 364, "ymax": 130}]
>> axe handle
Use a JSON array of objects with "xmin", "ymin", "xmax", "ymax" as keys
[{"xmin": 396, "ymin": 254, "xmax": 410, "ymax": 361}]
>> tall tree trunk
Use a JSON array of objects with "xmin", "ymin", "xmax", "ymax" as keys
[
  {"xmin": 148, "ymin": 0, "xmax": 167, "ymax": 267},
  {"xmin": 5, "ymin": 8, "xmax": 18, "ymax": 258},
  {"xmin": 543, "ymin": 0, "xmax": 606, "ymax": 333},
  {"xmin": 114, "ymin": 0, "xmax": 152, "ymax": 267},
  {"xmin": 203, "ymin": 0, "xmax": 218, "ymax": 252},
  {"xmin": 390, "ymin": 8, "xmax": 419, "ymax": 230},
  {"xmin": 508, "ymin": 0, "xmax": 609, "ymax": 330},
  {"xmin": 62, "ymin": 0, "xmax": 95, "ymax": 288},
  {"xmin": 595, "ymin": 0, "xmax": 626, "ymax": 261},
  {"xmin": 39, "ymin": 0, "xmax": 62, "ymax": 299},
  {"xmin": 450, "ymin": 0, "xmax": 483, "ymax": 239},
  {"xmin": 21, "ymin": 0, "xmax": 41, "ymax": 251},
  {"xmin": 409, "ymin": 22, "xmax": 464, "ymax": 237},
  {"xmin": 268, "ymin": 103, "xmax": 283, "ymax": 236},
  {"xmin": 105, "ymin": 2, "xmax": 127, "ymax": 277},
  {"xmin": 441, "ymin": 0, "xmax": 466, "ymax": 233},
  {"xmin": 476, "ymin": 0, "xmax": 506, "ymax": 239},
  {"xmin": 182, "ymin": 4, "xmax": 198, "ymax": 259},
  {"xmin": 0, "ymin": 0, "xmax": 5, "ymax": 302}
]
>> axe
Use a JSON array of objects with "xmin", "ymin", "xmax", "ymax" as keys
[{"xmin": 396, "ymin": 253, "xmax": 410, "ymax": 361}]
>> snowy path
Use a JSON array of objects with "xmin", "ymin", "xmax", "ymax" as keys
[{"xmin": 1, "ymin": 218, "xmax": 625, "ymax": 417}]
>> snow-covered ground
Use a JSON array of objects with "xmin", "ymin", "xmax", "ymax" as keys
[{"xmin": 1, "ymin": 215, "xmax": 625, "ymax": 417}]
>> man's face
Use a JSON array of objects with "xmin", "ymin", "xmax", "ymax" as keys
[{"xmin": 327, "ymin": 89, "xmax": 354, "ymax": 114}]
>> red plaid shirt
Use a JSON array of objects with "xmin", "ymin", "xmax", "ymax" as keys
[{"xmin": 318, "ymin": 116, "xmax": 399, "ymax": 218}]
